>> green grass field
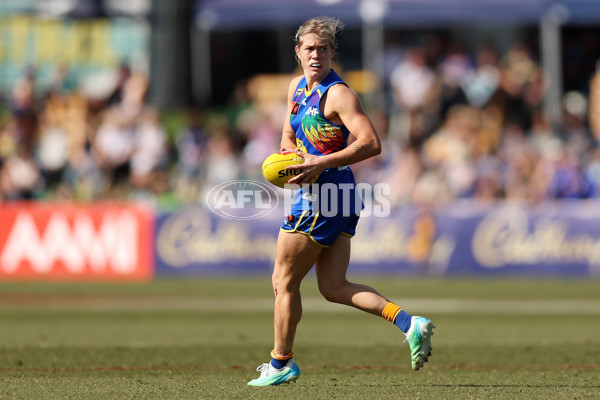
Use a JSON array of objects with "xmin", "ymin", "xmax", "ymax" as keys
[{"xmin": 1, "ymin": 277, "xmax": 599, "ymax": 399}]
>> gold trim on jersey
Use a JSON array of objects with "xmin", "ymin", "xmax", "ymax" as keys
[{"xmin": 303, "ymin": 87, "xmax": 322, "ymax": 98}]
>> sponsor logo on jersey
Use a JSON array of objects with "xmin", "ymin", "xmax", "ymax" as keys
[
  {"xmin": 306, "ymin": 106, "xmax": 319, "ymax": 116},
  {"xmin": 302, "ymin": 192, "xmax": 318, "ymax": 202},
  {"xmin": 291, "ymin": 102, "xmax": 299, "ymax": 115}
]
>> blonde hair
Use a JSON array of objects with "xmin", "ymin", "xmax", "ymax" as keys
[{"xmin": 294, "ymin": 16, "xmax": 344, "ymax": 52}]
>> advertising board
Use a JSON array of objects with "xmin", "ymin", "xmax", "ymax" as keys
[
  {"xmin": 154, "ymin": 202, "xmax": 600, "ymax": 277},
  {"xmin": 0, "ymin": 202, "xmax": 153, "ymax": 281}
]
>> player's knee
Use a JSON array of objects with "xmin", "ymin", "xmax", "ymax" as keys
[
  {"xmin": 320, "ymin": 290, "xmax": 340, "ymax": 304},
  {"xmin": 318, "ymin": 282, "xmax": 345, "ymax": 304},
  {"xmin": 272, "ymin": 272, "xmax": 300, "ymax": 296},
  {"xmin": 271, "ymin": 274, "xmax": 282, "ymax": 297}
]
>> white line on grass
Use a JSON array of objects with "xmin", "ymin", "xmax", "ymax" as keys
[{"xmin": 2, "ymin": 297, "xmax": 600, "ymax": 314}]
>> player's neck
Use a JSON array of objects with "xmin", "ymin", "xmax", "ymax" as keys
[{"xmin": 304, "ymin": 68, "xmax": 331, "ymax": 92}]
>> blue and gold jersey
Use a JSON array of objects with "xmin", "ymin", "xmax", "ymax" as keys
[
  {"xmin": 290, "ymin": 70, "xmax": 351, "ymax": 158},
  {"xmin": 282, "ymin": 70, "xmax": 363, "ymax": 246}
]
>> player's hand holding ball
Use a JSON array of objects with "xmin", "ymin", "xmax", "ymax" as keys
[
  {"xmin": 286, "ymin": 148, "xmax": 322, "ymax": 185},
  {"xmin": 261, "ymin": 148, "xmax": 321, "ymax": 188}
]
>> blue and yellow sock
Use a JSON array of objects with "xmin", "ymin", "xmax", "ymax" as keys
[
  {"xmin": 270, "ymin": 350, "xmax": 293, "ymax": 369},
  {"xmin": 382, "ymin": 302, "xmax": 412, "ymax": 333}
]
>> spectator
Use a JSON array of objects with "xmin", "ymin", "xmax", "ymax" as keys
[
  {"xmin": 0, "ymin": 146, "xmax": 41, "ymax": 200},
  {"xmin": 129, "ymin": 108, "xmax": 169, "ymax": 192},
  {"xmin": 173, "ymin": 109, "xmax": 209, "ymax": 203},
  {"xmin": 92, "ymin": 107, "xmax": 137, "ymax": 194},
  {"xmin": 422, "ymin": 105, "xmax": 481, "ymax": 199},
  {"xmin": 389, "ymin": 46, "xmax": 436, "ymax": 141},
  {"xmin": 462, "ymin": 45, "xmax": 500, "ymax": 108}
]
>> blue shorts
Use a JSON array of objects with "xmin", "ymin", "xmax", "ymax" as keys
[{"xmin": 280, "ymin": 167, "xmax": 362, "ymax": 246}]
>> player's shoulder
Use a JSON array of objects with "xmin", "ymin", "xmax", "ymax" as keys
[
  {"xmin": 289, "ymin": 75, "xmax": 304, "ymax": 91},
  {"xmin": 326, "ymin": 82, "xmax": 359, "ymax": 108},
  {"xmin": 287, "ymin": 75, "xmax": 305, "ymax": 98},
  {"xmin": 327, "ymin": 81, "xmax": 354, "ymax": 96}
]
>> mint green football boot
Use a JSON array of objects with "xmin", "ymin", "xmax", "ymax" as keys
[
  {"xmin": 247, "ymin": 359, "xmax": 301, "ymax": 386},
  {"xmin": 405, "ymin": 316, "xmax": 435, "ymax": 371}
]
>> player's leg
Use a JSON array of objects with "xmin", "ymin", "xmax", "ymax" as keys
[
  {"xmin": 315, "ymin": 234, "xmax": 435, "ymax": 371},
  {"xmin": 272, "ymin": 230, "xmax": 322, "ymax": 355},
  {"xmin": 248, "ymin": 231, "xmax": 321, "ymax": 386},
  {"xmin": 315, "ymin": 235, "xmax": 388, "ymax": 315}
]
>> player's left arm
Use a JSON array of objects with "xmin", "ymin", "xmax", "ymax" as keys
[
  {"xmin": 288, "ymin": 84, "xmax": 381, "ymax": 184},
  {"xmin": 323, "ymin": 84, "xmax": 382, "ymax": 166}
]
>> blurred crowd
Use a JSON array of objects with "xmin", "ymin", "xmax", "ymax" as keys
[
  {"xmin": 1, "ymin": 34, "xmax": 600, "ymax": 210},
  {"xmin": 0, "ymin": 64, "xmax": 173, "ymax": 205},
  {"xmin": 369, "ymin": 36, "xmax": 600, "ymax": 207}
]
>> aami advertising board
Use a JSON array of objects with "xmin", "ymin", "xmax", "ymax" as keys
[{"xmin": 0, "ymin": 203, "xmax": 153, "ymax": 281}]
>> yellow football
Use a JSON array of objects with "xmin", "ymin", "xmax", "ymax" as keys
[{"xmin": 261, "ymin": 151, "xmax": 304, "ymax": 188}]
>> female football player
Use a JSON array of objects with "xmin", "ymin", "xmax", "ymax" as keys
[{"xmin": 248, "ymin": 16, "xmax": 434, "ymax": 386}]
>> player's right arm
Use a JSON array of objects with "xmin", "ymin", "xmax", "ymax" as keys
[{"xmin": 280, "ymin": 76, "xmax": 303, "ymax": 151}]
